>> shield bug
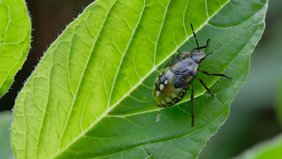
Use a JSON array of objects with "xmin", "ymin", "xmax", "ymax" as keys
[{"xmin": 153, "ymin": 24, "xmax": 231, "ymax": 126}]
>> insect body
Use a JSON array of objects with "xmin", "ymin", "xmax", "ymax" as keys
[{"xmin": 153, "ymin": 24, "xmax": 231, "ymax": 126}]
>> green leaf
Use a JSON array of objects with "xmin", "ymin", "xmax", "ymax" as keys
[
  {"xmin": 234, "ymin": 134, "xmax": 282, "ymax": 159},
  {"xmin": 12, "ymin": 0, "xmax": 267, "ymax": 158},
  {"xmin": 0, "ymin": 111, "xmax": 13, "ymax": 159},
  {"xmin": 0, "ymin": 0, "xmax": 31, "ymax": 98}
]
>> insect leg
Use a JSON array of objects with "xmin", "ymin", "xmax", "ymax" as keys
[
  {"xmin": 196, "ymin": 77, "xmax": 214, "ymax": 97},
  {"xmin": 191, "ymin": 39, "xmax": 210, "ymax": 52},
  {"xmin": 199, "ymin": 70, "xmax": 232, "ymax": 79},
  {"xmin": 198, "ymin": 52, "xmax": 213, "ymax": 63},
  {"xmin": 191, "ymin": 79, "xmax": 195, "ymax": 127},
  {"xmin": 190, "ymin": 24, "xmax": 200, "ymax": 49},
  {"xmin": 205, "ymin": 39, "xmax": 210, "ymax": 48},
  {"xmin": 191, "ymin": 46, "xmax": 207, "ymax": 52}
]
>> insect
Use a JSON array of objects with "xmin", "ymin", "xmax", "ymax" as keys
[{"xmin": 153, "ymin": 24, "xmax": 231, "ymax": 126}]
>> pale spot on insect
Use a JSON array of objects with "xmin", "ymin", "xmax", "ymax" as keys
[
  {"xmin": 159, "ymin": 84, "xmax": 164, "ymax": 90},
  {"xmin": 179, "ymin": 92, "xmax": 185, "ymax": 97},
  {"xmin": 165, "ymin": 97, "xmax": 171, "ymax": 102},
  {"xmin": 161, "ymin": 100, "xmax": 166, "ymax": 105},
  {"xmin": 164, "ymin": 80, "xmax": 168, "ymax": 85},
  {"xmin": 156, "ymin": 91, "xmax": 160, "ymax": 96},
  {"xmin": 171, "ymin": 93, "xmax": 177, "ymax": 98}
]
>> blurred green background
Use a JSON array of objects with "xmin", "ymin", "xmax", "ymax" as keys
[{"xmin": 0, "ymin": 0, "xmax": 281, "ymax": 158}]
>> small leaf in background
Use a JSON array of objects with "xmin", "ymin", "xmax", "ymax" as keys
[
  {"xmin": 0, "ymin": 0, "xmax": 31, "ymax": 98},
  {"xmin": 0, "ymin": 111, "xmax": 13, "ymax": 159},
  {"xmin": 12, "ymin": 0, "xmax": 267, "ymax": 158},
  {"xmin": 234, "ymin": 134, "xmax": 282, "ymax": 159}
]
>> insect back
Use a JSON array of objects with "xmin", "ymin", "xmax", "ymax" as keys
[{"xmin": 153, "ymin": 53, "xmax": 194, "ymax": 108}]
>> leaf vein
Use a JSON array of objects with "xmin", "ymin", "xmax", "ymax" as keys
[
  {"xmin": 153, "ymin": 0, "xmax": 172, "ymax": 66},
  {"xmin": 56, "ymin": 0, "xmax": 119, "ymax": 151},
  {"xmin": 107, "ymin": 0, "xmax": 147, "ymax": 107}
]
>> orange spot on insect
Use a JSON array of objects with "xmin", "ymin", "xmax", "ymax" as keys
[{"xmin": 179, "ymin": 92, "xmax": 184, "ymax": 97}]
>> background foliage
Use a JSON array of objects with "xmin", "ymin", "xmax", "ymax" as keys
[
  {"xmin": 0, "ymin": 0, "xmax": 31, "ymax": 98},
  {"xmin": 0, "ymin": 111, "xmax": 13, "ymax": 159},
  {"xmin": 234, "ymin": 134, "xmax": 282, "ymax": 159}
]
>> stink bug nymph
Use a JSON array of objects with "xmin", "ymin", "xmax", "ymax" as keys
[{"xmin": 153, "ymin": 24, "xmax": 231, "ymax": 126}]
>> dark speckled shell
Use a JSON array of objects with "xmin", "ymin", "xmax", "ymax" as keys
[{"xmin": 154, "ymin": 52, "xmax": 199, "ymax": 107}]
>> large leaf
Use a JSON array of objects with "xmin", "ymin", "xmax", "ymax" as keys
[
  {"xmin": 12, "ymin": 0, "xmax": 267, "ymax": 158},
  {"xmin": 234, "ymin": 134, "xmax": 282, "ymax": 159},
  {"xmin": 0, "ymin": 0, "xmax": 31, "ymax": 98},
  {"xmin": 0, "ymin": 111, "xmax": 13, "ymax": 159}
]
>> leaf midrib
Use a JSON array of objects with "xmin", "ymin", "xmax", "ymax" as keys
[{"xmin": 52, "ymin": 0, "xmax": 230, "ymax": 158}]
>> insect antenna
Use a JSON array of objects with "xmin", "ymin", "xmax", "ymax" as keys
[{"xmin": 190, "ymin": 23, "xmax": 200, "ymax": 51}]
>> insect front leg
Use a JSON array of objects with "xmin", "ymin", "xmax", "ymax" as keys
[
  {"xmin": 199, "ymin": 70, "xmax": 232, "ymax": 79},
  {"xmin": 191, "ymin": 46, "xmax": 207, "ymax": 52},
  {"xmin": 191, "ymin": 39, "xmax": 210, "ymax": 52},
  {"xmin": 205, "ymin": 39, "xmax": 210, "ymax": 48}
]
